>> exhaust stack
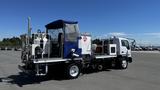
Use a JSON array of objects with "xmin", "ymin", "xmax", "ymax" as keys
[{"xmin": 27, "ymin": 17, "xmax": 31, "ymax": 45}]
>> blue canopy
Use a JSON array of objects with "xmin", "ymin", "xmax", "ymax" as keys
[{"xmin": 45, "ymin": 20, "xmax": 78, "ymax": 29}]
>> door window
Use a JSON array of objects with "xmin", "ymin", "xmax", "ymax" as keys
[{"xmin": 121, "ymin": 40, "xmax": 130, "ymax": 49}]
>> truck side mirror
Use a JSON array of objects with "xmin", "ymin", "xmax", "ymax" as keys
[{"xmin": 127, "ymin": 46, "xmax": 130, "ymax": 50}]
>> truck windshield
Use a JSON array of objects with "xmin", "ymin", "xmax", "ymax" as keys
[{"xmin": 48, "ymin": 29, "xmax": 63, "ymax": 42}]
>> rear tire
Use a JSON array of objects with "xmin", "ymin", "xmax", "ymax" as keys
[
  {"xmin": 97, "ymin": 64, "xmax": 103, "ymax": 71},
  {"xmin": 66, "ymin": 63, "xmax": 80, "ymax": 79}
]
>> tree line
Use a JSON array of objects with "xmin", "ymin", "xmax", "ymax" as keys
[{"xmin": 0, "ymin": 37, "xmax": 21, "ymax": 48}]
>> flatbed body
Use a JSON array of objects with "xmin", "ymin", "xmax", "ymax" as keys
[
  {"xmin": 33, "ymin": 57, "xmax": 82, "ymax": 64},
  {"xmin": 95, "ymin": 55, "xmax": 117, "ymax": 59},
  {"xmin": 33, "ymin": 54, "xmax": 117, "ymax": 64}
]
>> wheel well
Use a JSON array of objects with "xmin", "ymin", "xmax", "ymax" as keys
[{"xmin": 117, "ymin": 55, "xmax": 130, "ymax": 62}]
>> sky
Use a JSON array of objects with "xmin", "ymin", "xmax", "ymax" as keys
[{"xmin": 0, "ymin": 0, "xmax": 160, "ymax": 45}]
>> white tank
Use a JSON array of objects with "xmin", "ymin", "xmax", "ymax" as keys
[
  {"xmin": 42, "ymin": 33, "xmax": 50, "ymax": 55},
  {"xmin": 34, "ymin": 34, "xmax": 41, "ymax": 45}
]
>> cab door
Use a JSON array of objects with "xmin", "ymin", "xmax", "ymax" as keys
[{"xmin": 63, "ymin": 24, "xmax": 81, "ymax": 58}]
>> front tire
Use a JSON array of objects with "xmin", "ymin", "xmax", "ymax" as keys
[
  {"xmin": 66, "ymin": 63, "xmax": 80, "ymax": 79},
  {"xmin": 119, "ymin": 58, "xmax": 128, "ymax": 69}
]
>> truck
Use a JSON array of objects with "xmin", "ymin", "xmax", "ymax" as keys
[{"xmin": 19, "ymin": 19, "xmax": 132, "ymax": 79}]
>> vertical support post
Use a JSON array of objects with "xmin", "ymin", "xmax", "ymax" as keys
[
  {"xmin": 36, "ymin": 64, "xmax": 39, "ymax": 75},
  {"xmin": 45, "ymin": 64, "xmax": 48, "ymax": 74}
]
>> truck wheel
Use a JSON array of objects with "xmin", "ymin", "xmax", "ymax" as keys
[
  {"xmin": 66, "ymin": 64, "xmax": 80, "ymax": 79},
  {"xmin": 97, "ymin": 64, "xmax": 103, "ymax": 71},
  {"xmin": 119, "ymin": 59, "xmax": 128, "ymax": 69}
]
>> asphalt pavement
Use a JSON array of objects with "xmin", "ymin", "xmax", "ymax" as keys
[{"xmin": 0, "ymin": 51, "xmax": 160, "ymax": 90}]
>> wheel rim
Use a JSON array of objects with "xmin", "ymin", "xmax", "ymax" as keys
[
  {"xmin": 122, "ymin": 60, "xmax": 127, "ymax": 68},
  {"xmin": 69, "ymin": 65, "xmax": 79, "ymax": 77}
]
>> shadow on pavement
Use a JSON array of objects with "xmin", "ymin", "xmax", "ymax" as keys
[
  {"xmin": 0, "ymin": 72, "xmax": 66, "ymax": 87},
  {"xmin": 0, "ymin": 69, "xmax": 112, "ymax": 87}
]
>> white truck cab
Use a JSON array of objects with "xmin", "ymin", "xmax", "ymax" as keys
[
  {"xmin": 111, "ymin": 37, "xmax": 132, "ymax": 62},
  {"xmin": 112, "ymin": 37, "xmax": 131, "ymax": 56}
]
